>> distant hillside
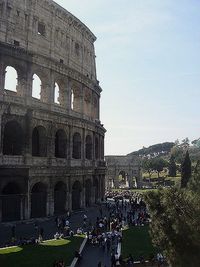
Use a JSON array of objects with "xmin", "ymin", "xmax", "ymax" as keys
[{"xmin": 128, "ymin": 142, "xmax": 175, "ymax": 158}]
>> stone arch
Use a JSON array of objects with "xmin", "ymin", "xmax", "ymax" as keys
[
  {"xmin": 95, "ymin": 137, "xmax": 99, "ymax": 159},
  {"xmin": 72, "ymin": 132, "xmax": 81, "ymax": 159},
  {"xmin": 55, "ymin": 129, "xmax": 66, "ymax": 158},
  {"xmin": 72, "ymin": 180, "xmax": 82, "ymax": 210},
  {"xmin": 85, "ymin": 134, "xmax": 92, "ymax": 160},
  {"xmin": 31, "ymin": 182, "xmax": 47, "ymax": 218},
  {"xmin": 4, "ymin": 66, "xmax": 18, "ymax": 92},
  {"xmin": 85, "ymin": 179, "xmax": 92, "ymax": 207},
  {"xmin": 93, "ymin": 177, "xmax": 99, "ymax": 204},
  {"xmin": 32, "ymin": 126, "xmax": 47, "ymax": 157},
  {"xmin": 32, "ymin": 74, "xmax": 42, "ymax": 99},
  {"xmin": 54, "ymin": 181, "xmax": 67, "ymax": 214},
  {"xmin": 1, "ymin": 182, "xmax": 22, "ymax": 222},
  {"xmin": 3, "ymin": 120, "xmax": 24, "ymax": 155}
]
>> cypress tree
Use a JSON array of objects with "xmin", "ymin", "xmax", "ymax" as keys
[
  {"xmin": 169, "ymin": 155, "xmax": 176, "ymax": 177},
  {"xmin": 181, "ymin": 150, "xmax": 191, "ymax": 188}
]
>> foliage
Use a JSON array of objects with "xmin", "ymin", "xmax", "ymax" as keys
[
  {"xmin": 168, "ymin": 155, "xmax": 176, "ymax": 177},
  {"xmin": 129, "ymin": 142, "xmax": 175, "ymax": 157},
  {"xmin": 145, "ymin": 167, "xmax": 200, "ymax": 267},
  {"xmin": 142, "ymin": 158, "xmax": 153, "ymax": 177},
  {"xmin": 150, "ymin": 157, "xmax": 168, "ymax": 178},
  {"xmin": 181, "ymin": 151, "xmax": 191, "ymax": 188}
]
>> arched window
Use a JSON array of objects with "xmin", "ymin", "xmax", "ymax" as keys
[
  {"xmin": 4, "ymin": 66, "xmax": 18, "ymax": 92},
  {"xmin": 85, "ymin": 179, "xmax": 92, "ymax": 207},
  {"xmin": 72, "ymin": 132, "xmax": 81, "ymax": 159},
  {"xmin": 55, "ymin": 129, "xmax": 66, "ymax": 158},
  {"xmin": 2, "ymin": 182, "xmax": 21, "ymax": 221},
  {"xmin": 95, "ymin": 137, "xmax": 99, "ymax": 159},
  {"xmin": 72, "ymin": 181, "xmax": 82, "ymax": 210},
  {"xmin": 85, "ymin": 135, "xmax": 92, "ymax": 160},
  {"xmin": 32, "ymin": 74, "xmax": 42, "ymax": 99},
  {"xmin": 71, "ymin": 90, "xmax": 74, "ymax": 110},
  {"xmin": 31, "ymin": 182, "xmax": 47, "ymax": 218},
  {"xmin": 3, "ymin": 121, "xmax": 24, "ymax": 155},
  {"xmin": 54, "ymin": 182, "xmax": 66, "ymax": 214},
  {"xmin": 32, "ymin": 126, "xmax": 47, "ymax": 157},
  {"xmin": 54, "ymin": 82, "xmax": 60, "ymax": 104}
]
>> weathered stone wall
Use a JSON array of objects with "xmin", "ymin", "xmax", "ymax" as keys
[
  {"xmin": 105, "ymin": 155, "xmax": 141, "ymax": 189},
  {"xmin": 0, "ymin": 0, "xmax": 106, "ymax": 222}
]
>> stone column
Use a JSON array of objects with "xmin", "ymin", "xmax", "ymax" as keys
[
  {"xmin": 82, "ymin": 128, "xmax": 85, "ymax": 164},
  {"xmin": 0, "ymin": 112, "xmax": 3, "ymax": 155},
  {"xmin": 0, "ymin": 60, "xmax": 5, "ymax": 90}
]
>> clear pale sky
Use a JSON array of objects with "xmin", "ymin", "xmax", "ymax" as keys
[{"xmin": 55, "ymin": 0, "xmax": 200, "ymax": 156}]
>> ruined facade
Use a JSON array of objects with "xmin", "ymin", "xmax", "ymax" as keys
[
  {"xmin": 105, "ymin": 155, "xmax": 141, "ymax": 189},
  {"xmin": 0, "ymin": 0, "xmax": 106, "ymax": 222}
]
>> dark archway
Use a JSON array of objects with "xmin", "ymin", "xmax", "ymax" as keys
[
  {"xmin": 55, "ymin": 129, "xmax": 66, "ymax": 158},
  {"xmin": 31, "ymin": 182, "xmax": 47, "ymax": 218},
  {"xmin": 54, "ymin": 182, "xmax": 66, "ymax": 214},
  {"xmin": 32, "ymin": 126, "xmax": 47, "ymax": 157},
  {"xmin": 95, "ymin": 137, "xmax": 99, "ymax": 159},
  {"xmin": 72, "ymin": 181, "xmax": 81, "ymax": 210},
  {"xmin": 85, "ymin": 179, "xmax": 92, "ymax": 207},
  {"xmin": 94, "ymin": 178, "xmax": 99, "ymax": 204},
  {"xmin": 3, "ymin": 121, "xmax": 24, "ymax": 155},
  {"xmin": 85, "ymin": 135, "xmax": 92, "ymax": 160},
  {"xmin": 2, "ymin": 182, "xmax": 21, "ymax": 222},
  {"xmin": 72, "ymin": 132, "xmax": 81, "ymax": 159}
]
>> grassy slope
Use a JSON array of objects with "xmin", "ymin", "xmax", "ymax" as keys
[
  {"xmin": 0, "ymin": 235, "xmax": 84, "ymax": 267},
  {"xmin": 122, "ymin": 226, "xmax": 157, "ymax": 261}
]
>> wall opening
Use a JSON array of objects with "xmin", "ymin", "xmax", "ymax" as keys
[
  {"xmin": 85, "ymin": 135, "xmax": 92, "ymax": 160},
  {"xmin": 3, "ymin": 121, "xmax": 24, "ymax": 155},
  {"xmin": 71, "ymin": 90, "xmax": 74, "ymax": 110},
  {"xmin": 32, "ymin": 126, "xmax": 47, "ymax": 157},
  {"xmin": 4, "ymin": 66, "xmax": 18, "ymax": 92},
  {"xmin": 54, "ymin": 182, "xmax": 66, "ymax": 214},
  {"xmin": 32, "ymin": 74, "xmax": 42, "ymax": 99},
  {"xmin": 54, "ymin": 82, "xmax": 60, "ymax": 104},
  {"xmin": 72, "ymin": 181, "xmax": 81, "ymax": 210},
  {"xmin": 55, "ymin": 129, "xmax": 66, "ymax": 158},
  {"xmin": 72, "ymin": 132, "xmax": 81, "ymax": 159},
  {"xmin": 31, "ymin": 182, "xmax": 47, "ymax": 218}
]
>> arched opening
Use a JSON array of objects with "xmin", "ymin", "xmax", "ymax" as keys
[
  {"xmin": 3, "ymin": 121, "xmax": 24, "ymax": 155},
  {"xmin": 54, "ymin": 182, "xmax": 66, "ymax": 214},
  {"xmin": 54, "ymin": 82, "xmax": 60, "ymax": 104},
  {"xmin": 72, "ymin": 181, "xmax": 82, "ymax": 210},
  {"xmin": 85, "ymin": 135, "xmax": 92, "ymax": 160},
  {"xmin": 85, "ymin": 179, "xmax": 92, "ymax": 207},
  {"xmin": 101, "ymin": 138, "xmax": 104, "ymax": 159},
  {"xmin": 55, "ymin": 129, "xmax": 66, "ymax": 158},
  {"xmin": 95, "ymin": 137, "xmax": 99, "ymax": 159},
  {"xmin": 32, "ymin": 74, "xmax": 42, "ymax": 99},
  {"xmin": 31, "ymin": 182, "xmax": 47, "ymax": 218},
  {"xmin": 32, "ymin": 126, "xmax": 47, "ymax": 157},
  {"xmin": 4, "ymin": 66, "xmax": 18, "ymax": 92},
  {"xmin": 2, "ymin": 182, "xmax": 21, "ymax": 222},
  {"xmin": 118, "ymin": 171, "xmax": 129, "ymax": 188},
  {"xmin": 71, "ymin": 90, "xmax": 74, "ymax": 110},
  {"xmin": 72, "ymin": 132, "xmax": 81, "ymax": 159},
  {"xmin": 94, "ymin": 178, "xmax": 99, "ymax": 204}
]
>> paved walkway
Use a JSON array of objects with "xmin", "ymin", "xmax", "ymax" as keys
[{"xmin": 0, "ymin": 205, "xmax": 104, "ymax": 247}]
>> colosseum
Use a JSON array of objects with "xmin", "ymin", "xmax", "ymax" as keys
[{"xmin": 0, "ymin": 0, "xmax": 106, "ymax": 222}]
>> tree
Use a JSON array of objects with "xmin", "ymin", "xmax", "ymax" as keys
[
  {"xmin": 151, "ymin": 157, "xmax": 168, "ymax": 178},
  {"xmin": 145, "ymin": 187, "xmax": 200, "ymax": 267},
  {"xmin": 142, "ymin": 158, "xmax": 153, "ymax": 178},
  {"xmin": 168, "ymin": 155, "xmax": 176, "ymax": 177},
  {"xmin": 181, "ymin": 151, "xmax": 191, "ymax": 188}
]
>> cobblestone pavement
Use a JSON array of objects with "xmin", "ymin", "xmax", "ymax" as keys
[{"xmin": 0, "ymin": 204, "xmax": 105, "ymax": 247}]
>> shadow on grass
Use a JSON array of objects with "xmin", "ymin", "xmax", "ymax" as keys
[
  {"xmin": 0, "ymin": 235, "xmax": 84, "ymax": 267},
  {"xmin": 122, "ymin": 226, "xmax": 157, "ymax": 261}
]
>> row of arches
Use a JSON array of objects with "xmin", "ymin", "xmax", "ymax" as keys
[
  {"xmin": 3, "ymin": 66, "xmax": 98, "ymax": 114},
  {"xmin": 2, "ymin": 120, "xmax": 104, "ymax": 159},
  {"xmin": 1, "ymin": 179, "xmax": 100, "ymax": 222}
]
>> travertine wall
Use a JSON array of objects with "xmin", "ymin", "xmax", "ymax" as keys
[{"xmin": 0, "ymin": 0, "xmax": 106, "ymax": 222}]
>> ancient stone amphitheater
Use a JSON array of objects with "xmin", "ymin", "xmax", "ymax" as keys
[{"xmin": 0, "ymin": 0, "xmax": 106, "ymax": 222}]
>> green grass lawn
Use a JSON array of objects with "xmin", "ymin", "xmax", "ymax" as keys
[
  {"xmin": 122, "ymin": 226, "xmax": 157, "ymax": 261},
  {"xmin": 0, "ymin": 235, "xmax": 84, "ymax": 267}
]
